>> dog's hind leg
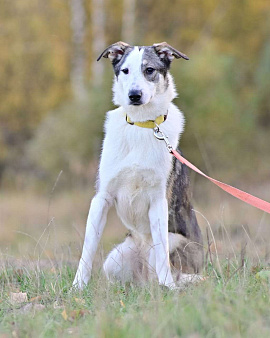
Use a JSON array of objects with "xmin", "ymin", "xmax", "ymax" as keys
[
  {"xmin": 73, "ymin": 192, "xmax": 113, "ymax": 289},
  {"xmin": 103, "ymin": 235, "xmax": 151, "ymax": 284},
  {"xmin": 168, "ymin": 232, "xmax": 204, "ymax": 287}
]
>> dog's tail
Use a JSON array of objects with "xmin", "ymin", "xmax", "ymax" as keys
[{"xmin": 168, "ymin": 232, "xmax": 204, "ymax": 274}]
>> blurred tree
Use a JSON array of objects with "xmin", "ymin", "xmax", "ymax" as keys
[
  {"xmin": 0, "ymin": 0, "xmax": 71, "ymax": 181},
  {"xmin": 103, "ymin": 0, "xmax": 123, "ymax": 47},
  {"xmin": 254, "ymin": 40, "xmax": 270, "ymax": 128},
  {"xmin": 91, "ymin": 0, "xmax": 106, "ymax": 87},
  {"xmin": 70, "ymin": 0, "xmax": 87, "ymax": 101},
  {"xmin": 122, "ymin": 0, "xmax": 136, "ymax": 44},
  {"xmin": 0, "ymin": 0, "xmax": 269, "ymax": 186}
]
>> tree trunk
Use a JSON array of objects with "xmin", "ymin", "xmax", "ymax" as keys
[
  {"xmin": 91, "ymin": 0, "xmax": 105, "ymax": 88},
  {"xmin": 70, "ymin": 0, "xmax": 87, "ymax": 101},
  {"xmin": 122, "ymin": 0, "xmax": 136, "ymax": 44}
]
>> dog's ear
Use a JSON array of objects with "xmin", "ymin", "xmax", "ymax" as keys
[
  {"xmin": 97, "ymin": 41, "xmax": 131, "ymax": 63},
  {"xmin": 153, "ymin": 42, "xmax": 189, "ymax": 62}
]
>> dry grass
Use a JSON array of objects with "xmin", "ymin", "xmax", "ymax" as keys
[
  {"xmin": 0, "ymin": 182, "xmax": 270, "ymax": 266},
  {"xmin": 0, "ymin": 189, "xmax": 127, "ymax": 264},
  {"xmin": 1, "ymin": 186, "xmax": 270, "ymax": 337}
]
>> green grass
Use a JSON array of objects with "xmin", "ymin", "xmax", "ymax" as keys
[
  {"xmin": 1, "ymin": 190, "xmax": 270, "ymax": 337},
  {"xmin": 1, "ymin": 261, "xmax": 270, "ymax": 337}
]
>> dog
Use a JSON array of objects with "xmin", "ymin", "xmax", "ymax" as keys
[{"xmin": 73, "ymin": 42, "xmax": 203, "ymax": 289}]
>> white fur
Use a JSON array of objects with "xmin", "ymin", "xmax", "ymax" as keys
[
  {"xmin": 73, "ymin": 47, "xmax": 186, "ymax": 289},
  {"xmin": 103, "ymin": 233, "xmax": 203, "ymax": 288}
]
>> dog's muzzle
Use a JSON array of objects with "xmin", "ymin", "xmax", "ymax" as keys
[{"xmin": 128, "ymin": 90, "xmax": 142, "ymax": 105}]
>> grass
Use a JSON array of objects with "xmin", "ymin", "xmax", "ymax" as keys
[
  {"xmin": 1, "ymin": 261, "xmax": 270, "ymax": 337},
  {"xmin": 1, "ymin": 189, "xmax": 270, "ymax": 337}
]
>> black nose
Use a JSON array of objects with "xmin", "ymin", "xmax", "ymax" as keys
[{"xmin": 129, "ymin": 90, "xmax": 142, "ymax": 103}]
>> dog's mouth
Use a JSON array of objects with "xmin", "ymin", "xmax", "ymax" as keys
[{"xmin": 129, "ymin": 101, "xmax": 143, "ymax": 106}]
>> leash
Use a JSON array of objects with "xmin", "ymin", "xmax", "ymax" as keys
[{"xmin": 153, "ymin": 124, "xmax": 270, "ymax": 214}]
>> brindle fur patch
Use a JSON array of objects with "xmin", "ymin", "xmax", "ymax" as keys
[
  {"xmin": 142, "ymin": 47, "xmax": 170, "ymax": 79},
  {"xmin": 167, "ymin": 149, "xmax": 204, "ymax": 273},
  {"xmin": 112, "ymin": 46, "xmax": 134, "ymax": 77}
]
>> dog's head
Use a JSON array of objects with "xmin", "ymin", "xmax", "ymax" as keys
[{"xmin": 97, "ymin": 42, "xmax": 189, "ymax": 108}]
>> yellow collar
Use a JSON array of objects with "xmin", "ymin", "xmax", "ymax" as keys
[{"xmin": 126, "ymin": 114, "xmax": 167, "ymax": 129}]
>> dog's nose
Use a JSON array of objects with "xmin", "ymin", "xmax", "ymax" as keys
[{"xmin": 129, "ymin": 90, "xmax": 142, "ymax": 103}]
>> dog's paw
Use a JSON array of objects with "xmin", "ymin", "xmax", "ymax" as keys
[
  {"xmin": 71, "ymin": 275, "xmax": 88, "ymax": 291},
  {"xmin": 176, "ymin": 273, "xmax": 206, "ymax": 288},
  {"xmin": 72, "ymin": 267, "xmax": 91, "ymax": 290}
]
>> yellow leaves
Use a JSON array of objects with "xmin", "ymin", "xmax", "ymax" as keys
[
  {"xmin": 60, "ymin": 296, "xmax": 91, "ymax": 322},
  {"xmin": 61, "ymin": 309, "xmax": 68, "ymax": 321},
  {"xmin": 74, "ymin": 297, "xmax": 86, "ymax": 306},
  {"xmin": 29, "ymin": 295, "xmax": 42, "ymax": 303},
  {"xmin": 61, "ymin": 308, "xmax": 90, "ymax": 322},
  {"xmin": 120, "ymin": 300, "xmax": 125, "ymax": 308}
]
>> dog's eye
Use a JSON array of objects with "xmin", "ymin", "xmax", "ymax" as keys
[
  {"xmin": 121, "ymin": 68, "xmax": 129, "ymax": 75},
  {"xmin": 145, "ymin": 67, "xmax": 155, "ymax": 75}
]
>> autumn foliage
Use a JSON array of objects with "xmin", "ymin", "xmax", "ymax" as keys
[{"xmin": 0, "ymin": 0, "xmax": 269, "ymax": 187}]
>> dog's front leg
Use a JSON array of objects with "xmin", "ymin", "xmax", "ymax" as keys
[
  {"xmin": 149, "ymin": 197, "xmax": 175, "ymax": 288},
  {"xmin": 73, "ymin": 192, "xmax": 112, "ymax": 289}
]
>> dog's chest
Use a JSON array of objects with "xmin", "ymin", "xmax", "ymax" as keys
[
  {"xmin": 98, "ymin": 109, "xmax": 180, "ymax": 233},
  {"xmin": 111, "ymin": 166, "xmax": 162, "ymax": 233},
  {"xmin": 101, "ymin": 133, "xmax": 170, "ymax": 233}
]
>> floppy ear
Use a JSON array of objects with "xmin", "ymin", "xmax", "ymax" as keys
[
  {"xmin": 153, "ymin": 42, "xmax": 189, "ymax": 62},
  {"xmin": 97, "ymin": 41, "xmax": 131, "ymax": 63}
]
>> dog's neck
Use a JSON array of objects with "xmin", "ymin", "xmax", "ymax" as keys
[
  {"xmin": 123, "ymin": 102, "xmax": 169, "ymax": 122},
  {"xmin": 126, "ymin": 114, "xmax": 167, "ymax": 129}
]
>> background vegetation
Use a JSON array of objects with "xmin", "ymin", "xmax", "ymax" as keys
[
  {"xmin": 0, "ymin": 0, "xmax": 269, "ymax": 187},
  {"xmin": 0, "ymin": 1, "xmax": 270, "ymax": 336}
]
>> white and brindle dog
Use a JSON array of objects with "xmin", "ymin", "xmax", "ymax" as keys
[{"xmin": 73, "ymin": 42, "xmax": 203, "ymax": 289}]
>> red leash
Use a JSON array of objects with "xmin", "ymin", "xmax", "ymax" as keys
[
  {"xmin": 153, "ymin": 126, "xmax": 270, "ymax": 214},
  {"xmin": 172, "ymin": 150, "xmax": 270, "ymax": 214}
]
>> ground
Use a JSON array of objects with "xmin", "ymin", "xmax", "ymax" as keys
[
  {"xmin": 1, "ymin": 263, "xmax": 270, "ymax": 337},
  {"xmin": 0, "ymin": 187, "xmax": 270, "ymax": 337}
]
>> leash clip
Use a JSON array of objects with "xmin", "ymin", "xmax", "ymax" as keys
[{"xmin": 153, "ymin": 124, "xmax": 173, "ymax": 153}]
